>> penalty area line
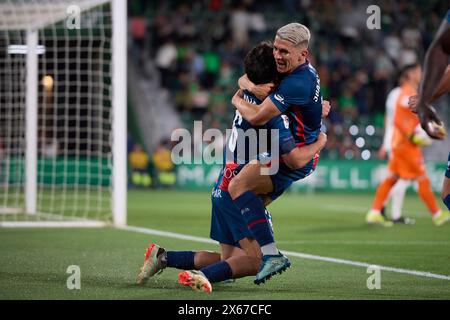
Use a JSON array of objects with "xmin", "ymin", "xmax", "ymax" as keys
[{"xmin": 118, "ymin": 224, "xmax": 450, "ymax": 282}]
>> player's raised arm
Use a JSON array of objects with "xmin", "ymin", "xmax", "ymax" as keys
[{"xmin": 231, "ymin": 89, "xmax": 281, "ymax": 126}]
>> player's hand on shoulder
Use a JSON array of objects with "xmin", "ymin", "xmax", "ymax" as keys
[{"xmin": 322, "ymin": 100, "xmax": 331, "ymax": 118}]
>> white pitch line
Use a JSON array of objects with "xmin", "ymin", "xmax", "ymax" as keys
[
  {"xmin": 118, "ymin": 225, "xmax": 450, "ymax": 281},
  {"xmin": 117, "ymin": 225, "xmax": 217, "ymax": 245},
  {"xmin": 277, "ymin": 240, "xmax": 450, "ymax": 245},
  {"xmin": 283, "ymin": 251, "xmax": 450, "ymax": 281}
]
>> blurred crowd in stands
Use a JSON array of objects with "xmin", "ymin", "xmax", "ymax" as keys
[
  {"xmin": 127, "ymin": 0, "xmax": 447, "ymax": 165},
  {"xmin": 127, "ymin": 134, "xmax": 176, "ymax": 189}
]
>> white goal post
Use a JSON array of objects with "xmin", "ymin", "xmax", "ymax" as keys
[{"xmin": 0, "ymin": 0, "xmax": 127, "ymax": 227}]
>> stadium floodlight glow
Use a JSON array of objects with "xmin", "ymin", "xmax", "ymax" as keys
[
  {"xmin": 365, "ymin": 125, "xmax": 375, "ymax": 136},
  {"xmin": 355, "ymin": 137, "xmax": 365, "ymax": 148},
  {"xmin": 349, "ymin": 125, "xmax": 358, "ymax": 136},
  {"xmin": 41, "ymin": 75, "xmax": 53, "ymax": 90},
  {"xmin": 361, "ymin": 150, "xmax": 371, "ymax": 160},
  {"xmin": 0, "ymin": 0, "xmax": 127, "ymax": 228}
]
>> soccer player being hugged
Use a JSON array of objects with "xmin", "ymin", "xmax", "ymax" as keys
[
  {"xmin": 135, "ymin": 41, "xmax": 328, "ymax": 293},
  {"xmin": 229, "ymin": 23, "xmax": 324, "ymax": 284}
]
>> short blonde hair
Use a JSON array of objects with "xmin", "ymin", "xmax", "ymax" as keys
[{"xmin": 276, "ymin": 23, "xmax": 310, "ymax": 48}]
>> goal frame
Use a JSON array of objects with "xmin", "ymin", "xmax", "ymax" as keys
[{"xmin": 0, "ymin": 0, "xmax": 127, "ymax": 227}]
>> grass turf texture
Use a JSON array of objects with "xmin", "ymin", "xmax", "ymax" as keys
[{"xmin": 1, "ymin": 189, "xmax": 449, "ymax": 299}]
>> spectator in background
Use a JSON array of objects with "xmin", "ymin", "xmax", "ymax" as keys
[
  {"xmin": 129, "ymin": 144, "xmax": 152, "ymax": 188},
  {"xmin": 229, "ymin": 2, "xmax": 251, "ymax": 48},
  {"xmin": 41, "ymin": 137, "xmax": 58, "ymax": 158},
  {"xmin": 338, "ymin": 83, "xmax": 358, "ymax": 122},
  {"xmin": 153, "ymin": 140, "xmax": 176, "ymax": 188},
  {"xmin": 130, "ymin": 0, "xmax": 446, "ymax": 162},
  {"xmin": 155, "ymin": 39, "xmax": 177, "ymax": 88},
  {"xmin": 353, "ymin": 70, "xmax": 369, "ymax": 116},
  {"xmin": 130, "ymin": 15, "xmax": 147, "ymax": 65}
]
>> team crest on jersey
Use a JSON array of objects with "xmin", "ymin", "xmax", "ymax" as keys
[
  {"xmin": 281, "ymin": 114, "xmax": 289, "ymax": 129},
  {"xmin": 274, "ymin": 93, "xmax": 285, "ymax": 105}
]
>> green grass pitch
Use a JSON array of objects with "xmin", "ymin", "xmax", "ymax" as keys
[{"xmin": 1, "ymin": 189, "xmax": 449, "ymax": 300}]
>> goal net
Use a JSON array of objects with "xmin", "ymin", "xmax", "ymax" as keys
[{"xmin": 0, "ymin": 0, "xmax": 127, "ymax": 227}]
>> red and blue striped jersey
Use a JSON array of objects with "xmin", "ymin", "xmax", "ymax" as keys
[{"xmin": 269, "ymin": 60, "xmax": 322, "ymax": 146}]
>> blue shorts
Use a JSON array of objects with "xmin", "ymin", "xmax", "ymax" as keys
[
  {"xmin": 268, "ymin": 157, "xmax": 316, "ymax": 201},
  {"xmin": 210, "ymin": 187, "xmax": 273, "ymax": 246},
  {"xmin": 446, "ymin": 152, "xmax": 450, "ymax": 179}
]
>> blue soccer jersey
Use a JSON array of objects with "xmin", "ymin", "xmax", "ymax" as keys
[
  {"xmin": 269, "ymin": 60, "xmax": 323, "ymax": 146},
  {"xmin": 446, "ymin": 9, "xmax": 450, "ymax": 22},
  {"xmin": 225, "ymin": 90, "xmax": 296, "ymax": 165},
  {"xmin": 212, "ymin": 90, "xmax": 295, "ymax": 246}
]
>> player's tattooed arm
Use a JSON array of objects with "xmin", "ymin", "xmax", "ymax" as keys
[
  {"xmin": 231, "ymin": 89, "xmax": 281, "ymax": 126},
  {"xmin": 238, "ymin": 74, "xmax": 275, "ymax": 101},
  {"xmin": 282, "ymin": 132, "xmax": 327, "ymax": 170}
]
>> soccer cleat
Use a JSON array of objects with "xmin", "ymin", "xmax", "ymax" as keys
[
  {"xmin": 390, "ymin": 217, "xmax": 415, "ymax": 225},
  {"xmin": 432, "ymin": 211, "xmax": 450, "ymax": 226},
  {"xmin": 178, "ymin": 270, "xmax": 212, "ymax": 293},
  {"xmin": 254, "ymin": 252, "xmax": 291, "ymax": 285},
  {"xmin": 136, "ymin": 243, "xmax": 167, "ymax": 285},
  {"xmin": 366, "ymin": 209, "xmax": 393, "ymax": 227}
]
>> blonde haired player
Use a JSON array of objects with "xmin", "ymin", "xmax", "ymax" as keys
[{"xmin": 367, "ymin": 63, "xmax": 448, "ymax": 226}]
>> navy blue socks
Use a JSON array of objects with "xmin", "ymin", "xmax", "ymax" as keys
[
  {"xmin": 233, "ymin": 191, "xmax": 275, "ymax": 247},
  {"xmin": 166, "ymin": 251, "xmax": 195, "ymax": 270},
  {"xmin": 200, "ymin": 261, "xmax": 233, "ymax": 283}
]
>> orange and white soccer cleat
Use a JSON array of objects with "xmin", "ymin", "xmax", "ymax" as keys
[
  {"xmin": 178, "ymin": 270, "xmax": 212, "ymax": 293},
  {"xmin": 136, "ymin": 243, "xmax": 166, "ymax": 285}
]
